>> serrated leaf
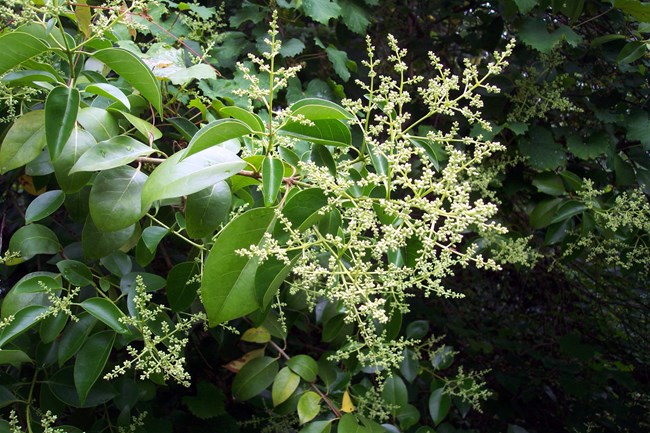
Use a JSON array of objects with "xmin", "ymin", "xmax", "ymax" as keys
[
  {"xmin": 89, "ymin": 166, "xmax": 147, "ymax": 231},
  {"xmin": 302, "ymin": 0, "xmax": 341, "ymax": 24},
  {"xmin": 25, "ymin": 190, "xmax": 65, "ymax": 224},
  {"xmin": 141, "ymin": 146, "xmax": 245, "ymax": 209},
  {"xmin": 428, "ymin": 388, "xmax": 451, "ymax": 426},
  {"xmin": 339, "ymin": 0, "xmax": 371, "ymax": 33},
  {"xmin": 71, "ymin": 136, "xmax": 154, "ymax": 173},
  {"xmin": 80, "ymin": 298, "xmax": 129, "ymax": 334},
  {"xmin": 297, "ymin": 391, "xmax": 321, "ymax": 424},
  {"xmin": 8, "ymin": 224, "xmax": 60, "ymax": 261},
  {"xmin": 185, "ymin": 182, "xmax": 232, "ymax": 238},
  {"xmin": 74, "ymin": 331, "xmax": 115, "ymax": 405},
  {"xmin": 272, "ymin": 367, "xmax": 301, "ymax": 406},
  {"xmin": 325, "ymin": 46, "xmax": 351, "ymax": 82},
  {"xmin": 232, "ymin": 356, "xmax": 278, "ymax": 401},
  {"xmin": 0, "ymin": 110, "xmax": 46, "ymax": 174},
  {"xmin": 92, "ymin": 48, "xmax": 163, "ymax": 114},
  {"xmin": 0, "ymin": 31, "xmax": 50, "ymax": 75},
  {"xmin": 518, "ymin": 127, "xmax": 566, "ymax": 170},
  {"xmin": 280, "ymin": 38, "xmax": 306, "ymax": 57},
  {"xmin": 202, "ymin": 208, "xmax": 276, "ymax": 326},
  {"xmin": 287, "ymin": 355, "xmax": 319, "ymax": 382},
  {"xmin": 45, "ymin": 86, "xmax": 80, "ymax": 160},
  {"xmin": 142, "ymin": 44, "xmax": 217, "ymax": 86},
  {"xmin": 566, "ymin": 133, "xmax": 610, "ymax": 160}
]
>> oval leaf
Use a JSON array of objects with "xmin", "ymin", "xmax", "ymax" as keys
[
  {"xmin": 280, "ymin": 119, "xmax": 351, "ymax": 147},
  {"xmin": 185, "ymin": 182, "xmax": 232, "ymax": 239},
  {"xmin": 80, "ymin": 298, "xmax": 129, "ymax": 334},
  {"xmin": 89, "ymin": 166, "xmax": 147, "ymax": 231},
  {"xmin": 297, "ymin": 391, "xmax": 321, "ymax": 424},
  {"xmin": 8, "ymin": 224, "xmax": 60, "ymax": 261},
  {"xmin": 0, "ymin": 32, "xmax": 50, "ymax": 75},
  {"xmin": 290, "ymin": 98, "xmax": 353, "ymax": 121},
  {"xmin": 272, "ymin": 367, "xmax": 300, "ymax": 406},
  {"xmin": 84, "ymin": 83, "xmax": 131, "ymax": 110},
  {"xmin": 262, "ymin": 156, "xmax": 284, "ymax": 207},
  {"xmin": 183, "ymin": 118, "xmax": 251, "ymax": 159},
  {"xmin": 0, "ymin": 306, "xmax": 48, "ymax": 348},
  {"xmin": 0, "ymin": 110, "xmax": 46, "ymax": 174},
  {"xmin": 220, "ymin": 106, "xmax": 265, "ymax": 133},
  {"xmin": 25, "ymin": 190, "xmax": 65, "ymax": 224},
  {"xmin": 74, "ymin": 331, "xmax": 116, "ymax": 405},
  {"xmin": 71, "ymin": 136, "xmax": 154, "ymax": 173},
  {"xmin": 287, "ymin": 355, "xmax": 319, "ymax": 382},
  {"xmin": 45, "ymin": 86, "xmax": 80, "ymax": 160},
  {"xmin": 428, "ymin": 388, "xmax": 451, "ymax": 426},
  {"xmin": 52, "ymin": 127, "xmax": 96, "ymax": 193},
  {"xmin": 166, "ymin": 262, "xmax": 200, "ymax": 312},
  {"xmin": 232, "ymin": 356, "xmax": 278, "ymax": 401}
]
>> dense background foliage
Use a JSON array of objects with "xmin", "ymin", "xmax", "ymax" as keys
[{"xmin": 0, "ymin": 0, "xmax": 648, "ymax": 432}]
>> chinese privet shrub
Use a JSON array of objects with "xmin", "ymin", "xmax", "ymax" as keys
[{"xmin": 3, "ymin": 0, "xmax": 636, "ymax": 432}]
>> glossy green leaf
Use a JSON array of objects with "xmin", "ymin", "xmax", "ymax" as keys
[
  {"xmin": 202, "ymin": 208, "xmax": 276, "ymax": 326},
  {"xmin": 550, "ymin": 200, "xmax": 586, "ymax": 224},
  {"xmin": 617, "ymin": 41, "xmax": 646, "ymax": 64},
  {"xmin": 431, "ymin": 345, "xmax": 455, "ymax": 370},
  {"xmin": 89, "ymin": 166, "xmax": 147, "ymax": 231},
  {"xmin": 91, "ymin": 48, "xmax": 163, "ymax": 114},
  {"xmin": 183, "ymin": 118, "xmax": 251, "ymax": 158},
  {"xmin": 58, "ymin": 313, "xmax": 97, "ymax": 366},
  {"xmin": 76, "ymin": 107, "xmax": 119, "ymax": 142},
  {"xmin": 141, "ymin": 146, "xmax": 246, "ymax": 209},
  {"xmin": 84, "ymin": 83, "xmax": 131, "ymax": 110},
  {"xmin": 428, "ymin": 388, "xmax": 451, "ymax": 426},
  {"xmin": 254, "ymin": 255, "xmax": 298, "ymax": 309},
  {"xmin": 280, "ymin": 119, "xmax": 351, "ymax": 147},
  {"xmin": 381, "ymin": 376, "xmax": 408, "ymax": 410},
  {"xmin": 232, "ymin": 356, "xmax": 278, "ymax": 401},
  {"xmin": 220, "ymin": 106, "xmax": 265, "ymax": 133},
  {"xmin": 25, "ymin": 190, "xmax": 65, "ymax": 224},
  {"xmin": 287, "ymin": 355, "xmax": 319, "ymax": 382},
  {"xmin": 513, "ymin": 0, "xmax": 537, "ymax": 14},
  {"xmin": 0, "ymin": 31, "xmax": 50, "ymax": 75},
  {"xmin": 241, "ymin": 327, "xmax": 271, "ymax": 343},
  {"xmin": 45, "ymin": 86, "xmax": 80, "ymax": 160},
  {"xmin": 185, "ymin": 182, "xmax": 232, "ymax": 238},
  {"xmin": 82, "ymin": 217, "xmax": 136, "ymax": 260},
  {"xmin": 49, "ymin": 366, "xmax": 117, "ymax": 408},
  {"xmin": 0, "ymin": 110, "xmax": 46, "ymax": 174},
  {"xmin": 298, "ymin": 420, "xmax": 333, "ymax": 433},
  {"xmin": 141, "ymin": 226, "xmax": 168, "ymax": 253},
  {"xmin": 0, "ymin": 350, "xmax": 32, "ymax": 365},
  {"xmin": 1, "ymin": 274, "xmax": 59, "ymax": 318},
  {"xmin": 57, "ymin": 260, "xmax": 94, "ymax": 287},
  {"xmin": 397, "ymin": 404, "xmax": 421, "ymax": 430},
  {"xmin": 532, "ymin": 173, "xmax": 565, "ymax": 196},
  {"xmin": 338, "ymin": 414, "xmax": 369, "ymax": 433},
  {"xmin": 52, "ymin": 127, "xmax": 96, "ymax": 193},
  {"xmin": 111, "ymin": 110, "xmax": 162, "ymax": 142},
  {"xmin": 8, "ymin": 224, "xmax": 60, "ymax": 261},
  {"xmin": 71, "ymin": 136, "xmax": 154, "ymax": 173},
  {"xmin": 310, "ymin": 144, "xmax": 337, "ymax": 175},
  {"xmin": 80, "ymin": 298, "xmax": 129, "ymax": 334},
  {"xmin": 166, "ymin": 261, "xmax": 200, "ymax": 312},
  {"xmin": 530, "ymin": 198, "xmax": 563, "ymax": 229},
  {"xmin": 262, "ymin": 156, "xmax": 284, "ymax": 207},
  {"xmin": 181, "ymin": 381, "xmax": 226, "ymax": 419},
  {"xmin": 169, "ymin": 117, "xmax": 199, "ymax": 141},
  {"xmin": 0, "ymin": 306, "xmax": 48, "ymax": 348},
  {"xmin": 297, "ymin": 391, "xmax": 321, "ymax": 424},
  {"xmin": 400, "ymin": 349, "xmax": 420, "ymax": 383},
  {"xmin": 290, "ymin": 98, "xmax": 353, "ymax": 121},
  {"xmin": 272, "ymin": 367, "xmax": 301, "ymax": 406},
  {"xmin": 1, "ymin": 70, "xmax": 59, "ymax": 87},
  {"xmin": 74, "ymin": 331, "xmax": 116, "ymax": 405},
  {"xmin": 39, "ymin": 312, "xmax": 68, "ymax": 343}
]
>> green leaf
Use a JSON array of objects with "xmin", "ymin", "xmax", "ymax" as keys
[
  {"xmin": 202, "ymin": 208, "xmax": 276, "ymax": 326},
  {"xmin": 232, "ymin": 356, "xmax": 278, "ymax": 401},
  {"xmin": 111, "ymin": 110, "xmax": 162, "ymax": 142},
  {"xmin": 280, "ymin": 38, "xmax": 306, "ymax": 57},
  {"xmin": 183, "ymin": 119, "xmax": 251, "ymax": 158},
  {"xmin": 91, "ymin": 48, "xmax": 163, "ymax": 114},
  {"xmin": 428, "ymin": 388, "xmax": 451, "ymax": 426},
  {"xmin": 181, "ymin": 381, "xmax": 226, "ymax": 419},
  {"xmin": 287, "ymin": 355, "xmax": 319, "ymax": 382},
  {"xmin": 381, "ymin": 376, "xmax": 408, "ymax": 411},
  {"xmin": 45, "ymin": 86, "xmax": 80, "ymax": 160},
  {"xmin": 74, "ymin": 331, "xmax": 115, "ymax": 405},
  {"xmin": 169, "ymin": 117, "xmax": 199, "ymax": 141},
  {"xmin": 617, "ymin": 41, "xmax": 647, "ymax": 64},
  {"xmin": 532, "ymin": 173, "xmax": 565, "ymax": 196},
  {"xmin": 84, "ymin": 83, "xmax": 131, "ymax": 110},
  {"xmin": 513, "ymin": 0, "xmax": 538, "ymax": 13},
  {"xmin": 141, "ymin": 146, "xmax": 246, "ymax": 209},
  {"xmin": 39, "ymin": 312, "xmax": 68, "ymax": 343},
  {"xmin": 52, "ymin": 127, "xmax": 96, "ymax": 193},
  {"xmin": 591, "ymin": 34, "xmax": 627, "ymax": 47},
  {"xmin": 0, "ymin": 31, "xmax": 50, "ymax": 75},
  {"xmin": 82, "ymin": 217, "xmax": 136, "ymax": 260},
  {"xmin": 566, "ymin": 132, "xmax": 610, "ymax": 160},
  {"xmin": 297, "ymin": 391, "xmax": 321, "ymax": 424},
  {"xmin": 338, "ymin": 414, "xmax": 369, "ymax": 433},
  {"xmin": 519, "ymin": 19, "xmax": 567, "ymax": 53},
  {"xmin": 80, "ymin": 298, "xmax": 129, "ymax": 334},
  {"xmin": 142, "ymin": 44, "xmax": 217, "ymax": 85},
  {"xmin": 89, "ymin": 166, "xmax": 147, "ymax": 231},
  {"xmin": 339, "ymin": 0, "xmax": 371, "ymax": 33},
  {"xmin": 529, "ymin": 198, "xmax": 563, "ymax": 229},
  {"xmin": 400, "ymin": 349, "xmax": 420, "ymax": 382},
  {"xmin": 166, "ymin": 261, "xmax": 200, "ymax": 312},
  {"xmin": 220, "ymin": 106, "xmax": 266, "ymax": 133},
  {"xmin": 0, "ymin": 306, "xmax": 48, "ymax": 348},
  {"xmin": 290, "ymin": 98, "xmax": 353, "ymax": 121},
  {"xmin": 280, "ymin": 119, "xmax": 351, "ymax": 147},
  {"xmin": 8, "ymin": 224, "xmax": 60, "ymax": 261},
  {"xmin": 71, "ymin": 136, "xmax": 155, "ymax": 173},
  {"xmin": 612, "ymin": 0, "xmax": 650, "ymax": 22},
  {"xmin": 241, "ymin": 327, "xmax": 271, "ymax": 343},
  {"xmin": 550, "ymin": 200, "xmax": 586, "ymax": 224},
  {"xmin": 77, "ymin": 107, "xmax": 119, "ymax": 142},
  {"xmin": 0, "ymin": 110, "xmax": 46, "ymax": 174},
  {"xmin": 57, "ymin": 260, "xmax": 94, "ymax": 287},
  {"xmin": 431, "ymin": 345, "xmax": 455, "ymax": 370},
  {"xmin": 518, "ymin": 127, "xmax": 566, "ymax": 170},
  {"xmin": 58, "ymin": 313, "xmax": 97, "ymax": 366},
  {"xmin": 299, "ymin": 420, "xmax": 333, "ymax": 433},
  {"xmin": 302, "ymin": 0, "xmax": 341, "ymax": 24},
  {"xmin": 272, "ymin": 367, "xmax": 301, "ymax": 406},
  {"xmin": 262, "ymin": 156, "xmax": 284, "ymax": 207},
  {"xmin": 0, "ymin": 350, "xmax": 32, "ymax": 365},
  {"xmin": 397, "ymin": 404, "xmax": 421, "ymax": 430},
  {"xmin": 1, "ymin": 70, "xmax": 59, "ymax": 87},
  {"xmin": 141, "ymin": 226, "xmax": 168, "ymax": 253},
  {"xmin": 325, "ymin": 46, "xmax": 351, "ymax": 81},
  {"xmin": 185, "ymin": 182, "xmax": 232, "ymax": 238},
  {"xmin": 254, "ymin": 255, "xmax": 298, "ymax": 309},
  {"xmin": 1, "ymin": 274, "xmax": 59, "ymax": 318},
  {"xmin": 25, "ymin": 190, "xmax": 65, "ymax": 224}
]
